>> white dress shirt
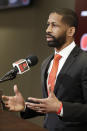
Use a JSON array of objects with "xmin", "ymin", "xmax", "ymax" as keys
[{"xmin": 47, "ymin": 41, "xmax": 76, "ymax": 116}]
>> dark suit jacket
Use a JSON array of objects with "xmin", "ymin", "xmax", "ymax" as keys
[{"xmin": 21, "ymin": 46, "xmax": 87, "ymax": 131}]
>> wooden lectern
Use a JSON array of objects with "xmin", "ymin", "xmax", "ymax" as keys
[{"xmin": 0, "ymin": 110, "xmax": 47, "ymax": 131}]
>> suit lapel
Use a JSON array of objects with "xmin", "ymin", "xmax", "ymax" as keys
[
  {"xmin": 41, "ymin": 54, "xmax": 54, "ymax": 97},
  {"xmin": 42, "ymin": 46, "xmax": 81, "ymax": 96},
  {"xmin": 54, "ymin": 46, "xmax": 81, "ymax": 94}
]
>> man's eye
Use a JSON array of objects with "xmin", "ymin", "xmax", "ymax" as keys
[
  {"xmin": 47, "ymin": 24, "xmax": 50, "ymax": 26},
  {"xmin": 52, "ymin": 24, "xmax": 57, "ymax": 27}
]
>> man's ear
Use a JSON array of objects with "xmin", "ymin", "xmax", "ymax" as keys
[{"xmin": 67, "ymin": 27, "xmax": 75, "ymax": 37}]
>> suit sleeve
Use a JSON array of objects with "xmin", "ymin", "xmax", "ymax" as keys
[
  {"xmin": 61, "ymin": 102, "xmax": 87, "ymax": 122},
  {"xmin": 61, "ymin": 61, "xmax": 87, "ymax": 122},
  {"xmin": 20, "ymin": 106, "xmax": 44, "ymax": 119}
]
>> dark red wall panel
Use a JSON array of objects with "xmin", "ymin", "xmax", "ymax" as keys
[{"xmin": 75, "ymin": 0, "xmax": 87, "ymax": 50}]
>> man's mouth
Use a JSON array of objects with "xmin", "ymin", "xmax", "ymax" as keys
[{"xmin": 46, "ymin": 35, "xmax": 54, "ymax": 41}]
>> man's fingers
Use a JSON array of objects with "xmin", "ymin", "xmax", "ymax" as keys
[
  {"xmin": 36, "ymin": 109, "xmax": 46, "ymax": 113},
  {"xmin": 26, "ymin": 102, "xmax": 46, "ymax": 112},
  {"xmin": 3, "ymin": 101, "xmax": 9, "ymax": 105},
  {"xmin": 2, "ymin": 95, "xmax": 9, "ymax": 102},
  {"xmin": 27, "ymin": 104, "xmax": 46, "ymax": 113},
  {"xmin": 28, "ymin": 97, "xmax": 46, "ymax": 103},
  {"xmin": 5, "ymin": 104, "xmax": 10, "ymax": 108},
  {"xmin": 27, "ymin": 105, "xmax": 40, "ymax": 110},
  {"xmin": 10, "ymin": 106, "xmax": 15, "ymax": 111},
  {"xmin": 25, "ymin": 102, "xmax": 45, "ymax": 108},
  {"xmin": 14, "ymin": 85, "xmax": 21, "ymax": 96},
  {"xmin": 27, "ymin": 105, "xmax": 45, "ymax": 111}
]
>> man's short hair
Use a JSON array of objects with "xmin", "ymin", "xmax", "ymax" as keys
[{"xmin": 51, "ymin": 8, "xmax": 78, "ymax": 31}]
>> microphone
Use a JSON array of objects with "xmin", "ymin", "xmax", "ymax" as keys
[
  {"xmin": 0, "ymin": 55, "xmax": 38, "ymax": 82},
  {"xmin": 13, "ymin": 55, "xmax": 38, "ymax": 74}
]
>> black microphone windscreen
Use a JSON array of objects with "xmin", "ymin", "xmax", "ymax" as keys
[{"xmin": 26, "ymin": 55, "xmax": 38, "ymax": 67}]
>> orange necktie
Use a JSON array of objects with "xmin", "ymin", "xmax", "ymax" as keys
[{"xmin": 48, "ymin": 54, "xmax": 61, "ymax": 95}]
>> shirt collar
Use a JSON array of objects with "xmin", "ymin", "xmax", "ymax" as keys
[{"xmin": 55, "ymin": 41, "xmax": 76, "ymax": 59}]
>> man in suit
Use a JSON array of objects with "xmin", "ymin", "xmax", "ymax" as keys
[{"xmin": 2, "ymin": 8, "xmax": 87, "ymax": 131}]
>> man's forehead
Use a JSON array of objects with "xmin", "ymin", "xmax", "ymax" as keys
[{"xmin": 47, "ymin": 13, "xmax": 63, "ymax": 23}]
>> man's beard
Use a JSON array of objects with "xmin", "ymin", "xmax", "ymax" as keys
[{"xmin": 46, "ymin": 32, "xmax": 66, "ymax": 48}]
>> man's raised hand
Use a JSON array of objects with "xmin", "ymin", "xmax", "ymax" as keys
[{"xmin": 2, "ymin": 85, "xmax": 25, "ymax": 112}]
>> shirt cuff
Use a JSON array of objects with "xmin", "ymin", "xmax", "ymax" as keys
[
  {"xmin": 56, "ymin": 103, "xmax": 63, "ymax": 117},
  {"xmin": 59, "ymin": 106, "xmax": 63, "ymax": 116}
]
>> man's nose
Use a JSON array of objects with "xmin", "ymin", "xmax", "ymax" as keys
[{"xmin": 46, "ymin": 25, "xmax": 52, "ymax": 33}]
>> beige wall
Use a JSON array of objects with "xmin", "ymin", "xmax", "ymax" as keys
[{"xmin": 0, "ymin": 0, "xmax": 75, "ymax": 127}]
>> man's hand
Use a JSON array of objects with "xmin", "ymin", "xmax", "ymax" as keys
[
  {"xmin": 26, "ymin": 86, "xmax": 62, "ymax": 114},
  {"xmin": 2, "ymin": 85, "xmax": 25, "ymax": 112}
]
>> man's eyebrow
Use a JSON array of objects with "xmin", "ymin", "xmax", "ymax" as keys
[{"xmin": 47, "ymin": 21, "xmax": 57, "ymax": 24}]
